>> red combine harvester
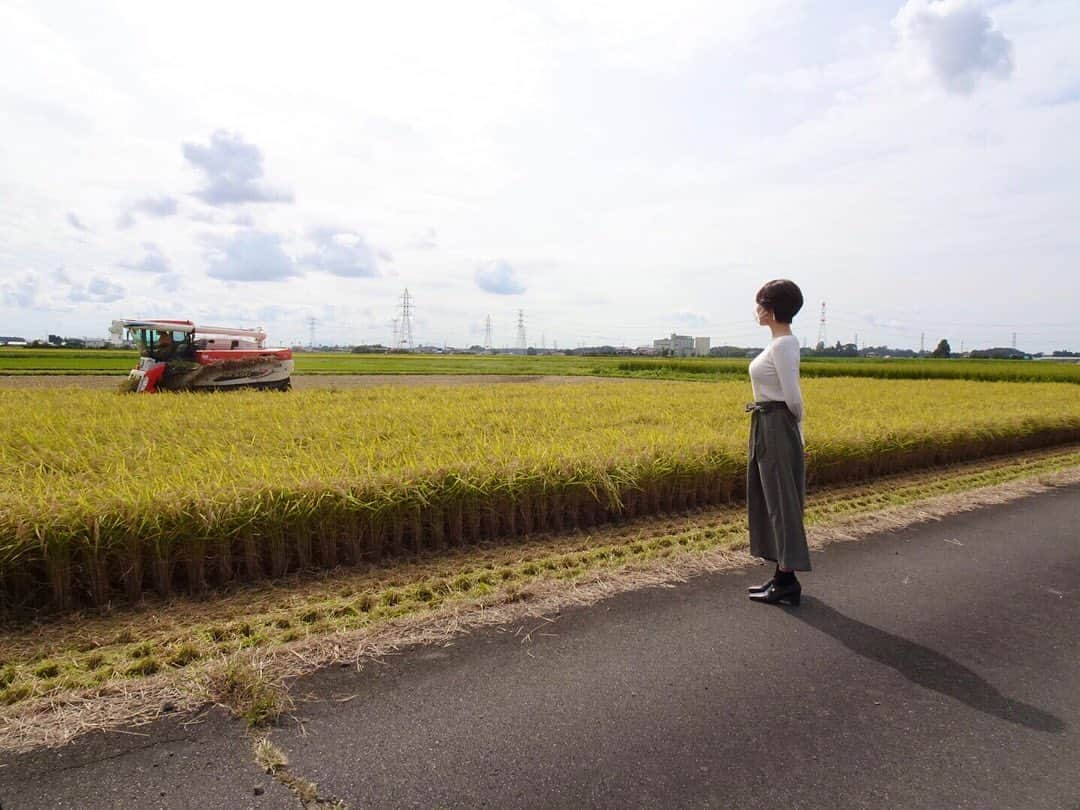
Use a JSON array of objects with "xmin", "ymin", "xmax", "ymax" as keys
[{"xmin": 119, "ymin": 319, "xmax": 293, "ymax": 392}]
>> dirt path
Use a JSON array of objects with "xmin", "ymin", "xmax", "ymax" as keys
[{"xmin": 0, "ymin": 374, "xmax": 632, "ymax": 391}]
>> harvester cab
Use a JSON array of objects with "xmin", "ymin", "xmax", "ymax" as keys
[{"xmin": 136, "ymin": 328, "xmax": 194, "ymax": 362}]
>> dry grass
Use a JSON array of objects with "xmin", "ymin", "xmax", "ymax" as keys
[
  {"xmin": 253, "ymin": 733, "xmax": 342, "ymax": 808},
  {"xmin": 253, "ymin": 734, "xmax": 288, "ymax": 772},
  {"xmin": 207, "ymin": 658, "xmax": 293, "ymax": 728},
  {"xmin": 0, "ymin": 446, "xmax": 1077, "ymax": 753}
]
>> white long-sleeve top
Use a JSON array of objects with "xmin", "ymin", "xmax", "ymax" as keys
[{"xmin": 749, "ymin": 334, "xmax": 804, "ymax": 444}]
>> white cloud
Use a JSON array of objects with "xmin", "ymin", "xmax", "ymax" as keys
[
  {"xmin": 63, "ymin": 274, "xmax": 125, "ymax": 303},
  {"xmin": 204, "ymin": 230, "xmax": 299, "ymax": 282},
  {"xmin": 66, "ymin": 212, "xmax": 89, "ymax": 231},
  {"xmin": 672, "ymin": 310, "xmax": 709, "ymax": 329},
  {"xmin": 119, "ymin": 242, "xmax": 171, "ymax": 274},
  {"xmin": 116, "ymin": 196, "xmax": 179, "ymax": 229},
  {"xmin": 475, "ymin": 260, "xmax": 525, "ymax": 295},
  {"xmin": 1, "ymin": 273, "xmax": 40, "ymax": 308},
  {"xmin": 182, "ymin": 130, "xmax": 293, "ymax": 206},
  {"xmin": 303, "ymin": 228, "xmax": 381, "ymax": 278},
  {"xmin": 156, "ymin": 273, "xmax": 183, "ymax": 293},
  {"xmin": 894, "ymin": 0, "xmax": 1014, "ymax": 94}
]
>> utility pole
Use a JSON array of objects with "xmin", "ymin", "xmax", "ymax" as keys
[
  {"xmin": 920, "ymin": 332, "xmax": 925, "ymax": 355},
  {"xmin": 516, "ymin": 309, "xmax": 527, "ymax": 352},
  {"xmin": 307, "ymin": 316, "xmax": 317, "ymax": 349},
  {"xmin": 483, "ymin": 315, "xmax": 493, "ymax": 351},
  {"xmin": 398, "ymin": 288, "xmax": 414, "ymax": 351}
]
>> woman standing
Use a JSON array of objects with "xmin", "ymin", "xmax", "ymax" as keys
[{"xmin": 746, "ymin": 279, "xmax": 809, "ymax": 605}]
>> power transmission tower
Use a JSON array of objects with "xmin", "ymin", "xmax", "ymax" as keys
[
  {"xmin": 398, "ymin": 288, "xmax": 414, "ymax": 351},
  {"xmin": 483, "ymin": 315, "xmax": 493, "ymax": 351},
  {"xmin": 815, "ymin": 301, "xmax": 827, "ymax": 350},
  {"xmin": 1012, "ymin": 332, "xmax": 1017, "ymax": 349},
  {"xmin": 516, "ymin": 309, "xmax": 526, "ymax": 351},
  {"xmin": 391, "ymin": 318, "xmax": 399, "ymax": 351},
  {"xmin": 920, "ymin": 332, "xmax": 925, "ymax": 354},
  {"xmin": 307, "ymin": 316, "xmax": 317, "ymax": 349}
]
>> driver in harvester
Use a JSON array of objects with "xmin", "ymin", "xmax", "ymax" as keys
[{"xmin": 155, "ymin": 330, "xmax": 177, "ymax": 361}]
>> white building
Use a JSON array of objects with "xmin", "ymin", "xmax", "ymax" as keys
[
  {"xmin": 653, "ymin": 333, "xmax": 695, "ymax": 357},
  {"xmin": 694, "ymin": 337, "xmax": 711, "ymax": 357}
]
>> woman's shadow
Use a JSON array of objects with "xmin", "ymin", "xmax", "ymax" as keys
[{"xmin": 785, "ymin": 596, "xmax": 1066, "ymax": 733}]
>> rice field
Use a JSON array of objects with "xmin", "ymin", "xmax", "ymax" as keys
[
  {"xmin": 2, "ymin": 378, "xmax": 1078, "ymax": 615},
  {"xmin": 614, "ymin": 357, "xmax": 1080, "ymax": 384},
  {"xmin": 2, "ymin": 348, "xmax": 1079, "ymax": 384}
]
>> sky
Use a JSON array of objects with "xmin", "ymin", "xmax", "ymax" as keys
[{"xmin": 1, "ymin": 0, "xmax": 1078, "ymax": 352}]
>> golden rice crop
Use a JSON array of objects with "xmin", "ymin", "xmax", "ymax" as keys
[{"xmin": 1, "ymin": 378, "xmax": 1077, "ymax": 614}]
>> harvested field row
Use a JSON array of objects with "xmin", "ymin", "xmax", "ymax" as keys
[{"xmin": 2, "ymin": 379, "xmax": 1079, "ymax": 614}]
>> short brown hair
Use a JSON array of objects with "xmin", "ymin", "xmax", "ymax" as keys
[{"xmin": 756, "ymin": 279, "xmax": 804, "ymax": 324}]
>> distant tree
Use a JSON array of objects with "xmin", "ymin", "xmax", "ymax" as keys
[{"xmin": 932, "ymin": 339, "xmax": 951, "ymax": 358}]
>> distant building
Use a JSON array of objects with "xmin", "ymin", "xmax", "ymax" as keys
[
  {"xmin": 653, "ymin": 333, "xmax": 695, "ymax": 357},
  {"xmin": 694, "ymin": 336, "xmax": 710, "ymax": 357},
  {"xmin": 0, "ymin": 336, "xmax": 27, "ymax": 346}
]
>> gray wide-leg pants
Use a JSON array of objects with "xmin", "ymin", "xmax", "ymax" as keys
[{"xmin": 747, "ymin": 405, "xmax": 811, "ymax": 571}]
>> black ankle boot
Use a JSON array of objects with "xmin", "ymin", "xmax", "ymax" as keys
[
  {"xmin": 748, "ymin": 575, "xmax": 801, "ymax": 605},
  {"xmin": 747, "ymin": 565, "xmax": 777, "ymax": 593}
]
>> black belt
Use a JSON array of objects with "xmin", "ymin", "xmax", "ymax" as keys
[{"xmin": 745, "ymin": 400, "xmax": 789, "ymax": 414}]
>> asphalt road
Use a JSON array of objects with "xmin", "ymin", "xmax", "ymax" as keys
[{"xmin": 2, "ymin": 484, "xmax": 1078, "ymax": 809}]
